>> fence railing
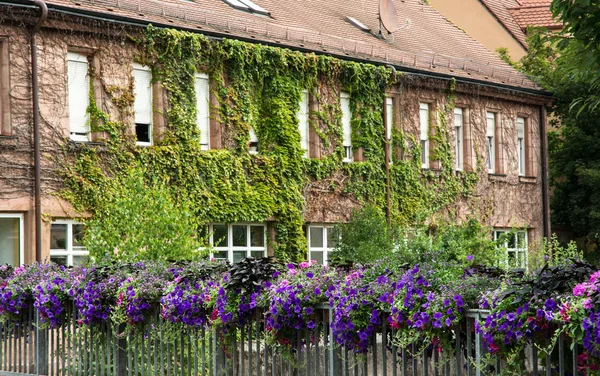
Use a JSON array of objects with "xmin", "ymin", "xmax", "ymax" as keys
[{"xmin": 0, "ymin": 304, "xmax": 580, "ymax": 376}]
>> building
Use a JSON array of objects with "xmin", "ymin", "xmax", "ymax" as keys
[
  {"xmin": 0, "ymin": 0, "xmax": 551, "ymax": 267},
  {"xmin": 428, "ymin": 0, "xmax": 560, "ymax": 60}
]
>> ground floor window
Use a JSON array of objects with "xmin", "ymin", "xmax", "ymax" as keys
[
  {"xmin": 307, "ymin": 225, "xmax": 339, "ymax": 265},
  {"xmin": 493, "ymin": 229, "xmax": 528, "ymax": 269},
  {"xmin": 50, "ymin": 221, "xmax": 88, "ymax": 266},
  {"xmin": 0, "ymin": 214, "xmax": 23, "ymax": 265},
  {"xmin": 209, "ymin": 224, "xmax": 266, "ymax": 263}
]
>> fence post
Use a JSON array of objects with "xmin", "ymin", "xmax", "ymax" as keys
[
  {"xmin": 115, "ymin": 324, "xmax": 127, "ymax": 376},
  {"xmin": 474, "ymin": 313, "xmax": 482, "ymax": 376},
  {"xmin": 212, "ymin": 328, "xmax": 226, "ymax": 376},
  {"xmin": 35, "ymin": 310, "xmax": 48, "ymax": 376},
  {"xmin": 328, "ymin": 308, "xmax": 342, "ymax": 376}
]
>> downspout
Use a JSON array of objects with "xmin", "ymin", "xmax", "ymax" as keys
[
  {"xmin": 384, "ymin": 65, "xmax": 396, "ymax": 225},
  {"xmin": 540, "ymin": 105, "xmax": 551, "ymax": 239},
  {"xmin": 30, "ymin": 0, "xmax": 48, "ymax": 262}
]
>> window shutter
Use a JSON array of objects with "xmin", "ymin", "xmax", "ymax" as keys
[
  {"xmin": 486, "ymin": 112, "xmax": 495, "ymax": 138},
  {"xmin": 68, "ymin": 52, "xmax": 90, "ymax": 141},
  {"xmin": 385, "ymin": 97, "xmax": 393, "ymax": 141},
  {"xmin": 133, "ymin": 64, "xmax": 152, "ymax": 126},
  {"xmin": 340, "ymin": 92, "xmax": 351, "ymax": 147},
  {"xmin": 195, "ymin": 73, "xmax": 210, "ymax": 150},
  {"xmin": 517, "ymin": 117, "xmax": 525, "ymax": 139},
  {"xmin": 298, "ymin": 90, "xmax": 309, "ymax": 157},
  {"xmin": 419, "ymin": 103, "xmax": 429, "ymax": 140}
]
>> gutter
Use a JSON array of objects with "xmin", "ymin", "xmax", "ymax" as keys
[
  {"xmin": 29, "ymin": 0, "xmax": 48, "ymax": 263},
  {"xmin": 0, "ymin": 0, "xmax": 553, "ymax": 99},
  {"xmin": 540, "ymin": 105, "xmax": 551, "ymax": 238}
]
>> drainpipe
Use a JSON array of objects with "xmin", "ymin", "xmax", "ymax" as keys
[
  {"xmin": 540, "ymin": 105, "xmax": 551, "ymax": 239},
  {"xmin": 384, "ymin": 65, "xmax": 396, "ymax": 225},
  {"xmin": 30, "ymin": 0, "xmax": 48, "ymax": 263}
]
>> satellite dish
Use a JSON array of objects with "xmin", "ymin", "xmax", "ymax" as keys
[{"xmin": 379, "ymin": 0, "xmax": 399, "ymax": 34}]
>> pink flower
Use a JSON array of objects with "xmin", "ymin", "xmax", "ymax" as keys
[
  {"xmin": 299, "ymin": 262, "xmax": 310, "ymax": 269},
  {"xmin": 573, "ymin": 283, "xmax": 587, "ymax": 296},
  {"xmin": 590, "ymin": 270, "xmax": 600, "ymax": 284},
  {"xmin": 583, "ymin": 298, "xmax": 593, "ymax": 309},
  {"xmin": 288, "ymin": 269, "xmax": 297, "ymax": 276}
]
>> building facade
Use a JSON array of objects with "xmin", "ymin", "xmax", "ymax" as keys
[{"xmin": 0, "ymin": 0, "xmax": 551, "ymax": 266}]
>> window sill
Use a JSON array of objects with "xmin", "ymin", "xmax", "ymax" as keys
[
  {"xmin": 488, "ymin": 173, "xmax": 507, "ymax": 182},
  {"xmin": 0, "ymin": 134, "xmax": 18, "ymax": 149},
  {"xmin": 519, "ymin": 175, "xmax": 537, "ymax": 184}
]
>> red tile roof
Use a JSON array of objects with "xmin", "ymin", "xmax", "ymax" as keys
[
  {"xmin": 509, "ymin": 1, "xmax": 561, "ymax": 30},
  {"xmin": 35, "ymin": 0, "xmax": 542, "ymax": 90}
]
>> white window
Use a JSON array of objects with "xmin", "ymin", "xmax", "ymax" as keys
[
  {"xmin": 386, "ymin": 97, "xmax": 393, "ymax": 164},
  {"xmin": 454, "ymin": 108, "xmax": 463, "ymax": 171},
  {"xmin": 249, "ymin": 126, "xmax": 259, "ymax": 154},
  {"xmin": 494, "ymin": 229, "xmax": 528, "ymax": 269},
  {"xmin": 68, "ymin": 52, "xmax": 90, "ymax": 142},
  {"xmin": 0, "ymin": 214, "xmax": 23, "ymax": 266},
  {"xmin": 298, "ymin": 90, "xmax": 310, "ymax": 157},
  {"xmin": 307, "ymin": 225, "xmax": 339, "ymax": 265},
  {"xmin": 195, "ymin": 73, "xmax": 210, "ymax": 150},
  {"xmin": 50, "ymin": 221, "xmax": 88, "ymax": 267},
  {"xmin": 210, "ymin": 224, "xmax": 266, "ymax": 263},
  {"xmin": 133, "ymin": 64, "xmax": 153, "ymax": 146},
  {"xmin": 419, "ymin": 103, "xmax": 430, "ymax": 169},
  {"xmin": 517, "ymin": 117, "xmax": 525, "ymax": 176},
  {"xmin": 222, "ymin": 0, "xmax": 270, "ymax": 15},
  {"xmin": 486, "ymin": 112, "xmax": 496, "ymax": 173},
  {"xmin": 341, "ymin": 92, "xmax": 353, "ymax": 162}
]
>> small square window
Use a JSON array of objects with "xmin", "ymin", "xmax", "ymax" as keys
[
  {"xmin": 213, "ymin": 225, "xmax": 228, "ymax": 247},
  {"xmin": 135, "ymin": 124, "xmax": 151, "ymax": 144},
  {"xmin": 250, "ymin": 225, "xmax": 264, "ymax": 247}
]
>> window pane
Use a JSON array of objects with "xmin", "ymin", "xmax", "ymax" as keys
[
  {"xmin": 213, "ymin": 251, "xmax": 228, "ymax": 260},
  {"xmin": 233, "ymin": 251, "xmax": 246, "ymax": 263},
  {"xmin": 507, "ymin": 233, "xmax": 517, "ymax": 248},
  {"xmin": 0, "ymin": 218, "xmax": 20, "ymax": 265},
  {"xmin": 517, "ymin": 232, "xmax": 527, "ymax": 248},
  {"xmin": 73, "ymin": 255, "xmax": 88, "ymax": 266},
  {"xmin": 213, "ymin": 225, "xmax": 228, "ymax": 247},
  {"xmin": 309, "ymin": 251, "xmax": 323, "ymax": 264},
  {"xmin": 51, "ymin": 224, "xmax": 68, "ymax": 250},
  {"xmin": 232, "ymin": 225, "xmax": 247, "ymax": 247},
  {"xmin": 250, "ymin": 226, "xmax": 264, "ymax": 247},
  {"xmin": 310, "ymin": 227, "xmax": 324, "ymax": 248},
  {"xmin": 251, "ymin": 250, "xmax": 265, "ymax": 259},
  {"xmin": 135, "ymin": 124, "xmax": 151, "ymax": 144},
  {"xmin": 51, "ymin": 256, "xmax": 68, "ymax": 267},
  {"xmin": 72, "ymin": 224, "xmax": 85, "ymax": 249},
  {"xmin": 327, "ymin": 228, "xmax": 339, "ymax": 249}
]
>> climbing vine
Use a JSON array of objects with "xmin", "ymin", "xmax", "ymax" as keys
[{"xmin": 59, "ymin": 26, "xmax": 479, "ymax": 262}]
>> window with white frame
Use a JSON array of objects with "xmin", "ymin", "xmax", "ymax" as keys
[
  {"xmin": 419, "ymin": 103, "xmax": 430, "ymax": 168},
  {"xmin": 454, "ymin": 108, "xmax": 463, "ymax": 171},
  {"xmin": 307, "ymin": 225, "xmax": 339, "ymax": 265},
  {"xmin": 493, "ymin": 229, "xmax": 527, "ymax": 269},
  {"xmin": 340, "ymin": 92, "xmax": 353, "ymax": 162},
  {"xmin": 50, "ymin": 221, "xmax": 88, "ymax": 267},
  {"xmin": 68, "ymin": 52, "xmax": 90, "ymax": 142},
  {"xmin": 386, "ymin": 97, "xmax": 393, "ymax": 164},
  {"xmin": 195, "ymin": 73, "xmax": 210, "ymax": 150},
  {"xmin": 298, "ymin": 90, "xmax": 310, "ymax": 157},
  {"xmin": 517, "ymin": 117, "xmax": 525, "ymax": 176},
  {"xmin": 486, "ymin": 112, "xmax": 496, "ymax": 173},
  {"xmin": 133, "ymin": 63, "xmax": 153, "ymax": 146},
  {"xmin": 249, "ymin": 127, "xmax": 259, "ymax": 154},
  {"xmin": 210, "ymin": 224, "xmax": 266, "ymax": 263},
  {"xmin": 0, "ymin": 214, "xmax": 23, "ymax": 266}
]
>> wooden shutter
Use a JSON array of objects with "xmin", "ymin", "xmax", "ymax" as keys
[
  {"xmin": 68, "ymin": 52, "xmax": 90, "ymax": 141},
  {"xmin": 195, "ymin": 73, "xmax": 210, "ymax": 150},
  {"xmin": 298, "ymin": 90, "xmax": 309, "ymax": 157}
]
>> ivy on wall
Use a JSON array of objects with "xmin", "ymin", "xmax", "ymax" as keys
[{"xmin": 60, "ymin": 26, "xmax": 479, "ymax": 262}]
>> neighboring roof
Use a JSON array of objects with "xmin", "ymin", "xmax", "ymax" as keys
[
  {"xmin": 509, "ymin": 0, "xmax": 561, "ymax": 30},
  {"xmin": 478, "ymin": 0, "xmax": 528, "ymax": 48},
  {"xmin": 13, "ymin": 0, "xmax": 542, "ymax": 91}
]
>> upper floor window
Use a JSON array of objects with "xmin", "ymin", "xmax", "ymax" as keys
[
  {"xmin": 493, "ymin": 229, "xmax": 527, "ymax": 269},
  {"xmin": 341, "ymin": 92, "xmax": 353, "ymax": 162},
  {"xmin": 298, "ymin": 90, "xmax": 310, "ymax": 157},
  {"xmin": 454, "ymin": 108, "xmax": 463, "ymax": 171},
  {"xmin": 195, "ymin": 73, "xmax": 210, "ymax": 150},
  {"xmin": 517, "ymin": 117, "xmax": 525, "ymax": 176},
  {"xmin": 50, "ymin": 221, "xmax": 88, "ymax": 267},
  {"xmin": 133, "ymin": 63, "xmax": 152, "ymax": 146},
  {"xmin": 222, "ymin": 0, "xmax": 270, "ymax": 16},
  {"xmin": 249, "ymin": 126, "xmax": 259, "ymax": 154},
  {"xmin": 307, "ymin": 225, "xmax": 339, "ymax": 265},
  {"xmin": 209, "ymin": 224, "xmax": 266, "ymax": 263},
  {"xmin": 68, "ymin": 52, "xmax": 90, "ymax": 142},
  {"xmin": 419, "ymin": 103, "xmax": 430, "ymax": 169},
  {"xmin": 0, "ymin": 39, "xmax": 11, "ymax": 136},
  {"xmin": 0, "ymin": 214, "xmax": 23, "ymax": 266},
  {"xmin": 385, "ymin": 97, "xmax": 393, "ymax": 164},
  {"xmin": 486, "ymin": 112, "xmax": 496, "ymax": 173}
]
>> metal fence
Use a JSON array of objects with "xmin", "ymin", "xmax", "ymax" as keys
[{"xmin": 0, "ymin": 304, "xmax": 580, "ymax": 376}]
